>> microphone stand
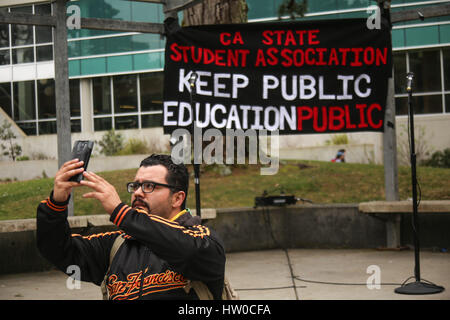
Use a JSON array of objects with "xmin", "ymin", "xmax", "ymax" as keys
[
  {"xmin": 189, "ymin": 72, "xmax": 201, "ymax": 220},
  {"xmin": 394, "ymin": 72, "xmax": 444, "ymax": 295}
]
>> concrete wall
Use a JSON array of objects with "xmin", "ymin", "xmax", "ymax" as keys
[
  {"xmin": 206, "ymin": 204, "xmax": 387, "ymax": 252},
  {"xmin": 279, "ymin": 143, "xmax": 376, "ymax": 164},
  {"xmin": 0, "ymin": 154, "xmax": 153, "ymax": 181}
]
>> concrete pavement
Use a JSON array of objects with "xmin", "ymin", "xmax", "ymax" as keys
[{"xmin": 0, "ymin": 249, "xmax": 449, "ymax": 300}]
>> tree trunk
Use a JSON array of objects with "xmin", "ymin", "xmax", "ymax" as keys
[{"xmin": 182, "ymin": 0, "xmax": 248, "ymax": 26}]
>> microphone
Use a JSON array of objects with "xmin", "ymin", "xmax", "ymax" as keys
[
  {"xmin": 189, "ymin": 71, "xmax": 198, "ymax": 88},
  {"xmin": 406, "ymin": 72, "xmax": 414, "ymax": 93}
]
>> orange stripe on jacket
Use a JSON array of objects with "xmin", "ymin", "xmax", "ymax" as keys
[{"xmin": 113, "ymin": 205, "xmax": 128, "ymax": 225}]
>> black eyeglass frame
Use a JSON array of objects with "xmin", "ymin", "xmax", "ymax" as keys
[{"xmin": 126, "ymin": 180, "xmax": 178, "ymax": 194}]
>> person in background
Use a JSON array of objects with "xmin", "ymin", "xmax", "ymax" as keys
[{"xmin": 331, "ymin": 149, "xmax": 346, "ymax": 163}]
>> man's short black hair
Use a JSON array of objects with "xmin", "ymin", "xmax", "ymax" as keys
[{"xmin": 139, "ymin": 154, "xmax": 189, "ymax": 209}]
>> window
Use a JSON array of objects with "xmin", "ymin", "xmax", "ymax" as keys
[
  {"xmin": 13, "ymin": 80, "xmax": 35, "ymax": 121},
  {"xmin": 37, "ymin": 78, "xmax": 56, "ymax": 119},
  {"xmin": 70, "ymin": 79, "xmax": 81, "ymax": 117},
  {"xmin": 393, "ymin": 52, "xmax": 406, "ymax": 95},
  {"xmin": 36, "ymin": 45, "xmax": 53, "ymax": 62},
  {"xmin": 115, "ymin": 115, "xmax": 138, "ymax": 130},
  {"xmin": 0, "ymin": 24, "xmax": 9, "ymax": 65},
  {"xmin": 91, "ymin": 72, "xmax": 164, "ymax": 131},
  {"xmin": 9, "ymin": 78, "xmax": 81, "ymax": 135},
  {"xmin": 94, "ymin": 117, "xmax": 112, "ymax": 131},
  {"xmin": 140, "ymin": 72, "xmax": 163, "ymax": 112},
  {"xmin": 113, "ymin": 74, "xmax": 137, "ymax": 114},
  {"xmin": 141, "ymin": 113, "xmax": 162, "ymax": 128},
  {"xmin": 408, "ymin": 50, "xmax": 441, "ymax": 93},
  {"xmin": 1, "ymin": 3, "xmax": 53, "ymax": 65},
  {"xmin": 393, "ymin": 48, "xmax": 447, "ymax": 115},
  {"xmin": 34, "ymin": 4, "xmax": 52, "ymax": 44},
  {"xmin": 0, "ymin": 82, "xmax": 12, "ymax": 117},
  {"xmin": 93, "ymin": 77, "xmax": 112, "ymax": 115},
  {"xmin": 443, "ymin": 48, "xmax": 450, "ymax": 92}
]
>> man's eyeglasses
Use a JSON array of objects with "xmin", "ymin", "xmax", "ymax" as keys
[{"xmin": 126, "ymin": 181, "xmax": 177, "ymax": 194}]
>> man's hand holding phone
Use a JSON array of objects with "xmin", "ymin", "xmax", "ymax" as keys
[{"xmin": 53, "ymin": 159, "xmax": 85, "ymax": 202}]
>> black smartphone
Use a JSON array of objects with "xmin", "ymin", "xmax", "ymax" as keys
[{"xmin": 69, "ymin": 140, "xmax": 94, "ymax": 182}]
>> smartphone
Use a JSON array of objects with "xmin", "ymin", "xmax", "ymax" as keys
[{"xmin": 69, "ymin": 140, "xmax": 94, "ymax": 182}]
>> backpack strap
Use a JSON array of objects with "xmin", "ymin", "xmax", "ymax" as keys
[
  {"xmin": 183, "ymin": 276, "xmax": 239, "ymax": 300},
  {"xmin": 101, "ymin": 234, "xmax": 125, "ymax": 300},
  {"xmin": 183, "ymin": 280, "xmax": 214, "ymax": 300}
]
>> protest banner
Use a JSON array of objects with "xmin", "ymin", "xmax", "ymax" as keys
[{"xmin": 163, "ymin": 19, "xmax": 392, "ymax": 135}]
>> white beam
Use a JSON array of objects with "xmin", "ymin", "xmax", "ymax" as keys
[{"xmin": 0, "ymin": 0, "xmax": 51, "ymax": 8}]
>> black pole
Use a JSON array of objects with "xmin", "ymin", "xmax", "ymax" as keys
[
  {"xmin": 189, "ymin": 72, "xmax": 201, "ymax": 219},
  {"xmin": 407, "ymin": 72, "xmax": 420, "ymax": 282},
  {"xmin": 394, "ymin": 73, "xmax": 444, "ymax": 295}
]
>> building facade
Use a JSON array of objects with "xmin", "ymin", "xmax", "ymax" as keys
[{"xmin": 0, "ymin": 0, "xmax": 449, "ymax": 162}]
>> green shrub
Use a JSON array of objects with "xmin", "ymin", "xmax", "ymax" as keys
[
  {"xmin": 97, "ymin": 129, "xmax": 124, "ymax": 156},
  {"xmin": 422, "ymin": 148, "xmax": 450, "ymax": 168},
  {"xmin": 117, "ymin": 138, "xmax": 149, "ymax": 155},
  {"xmin": 0, "ymin": 120, "xmax": 22, "ymax": 161},
  {"xmin": 325, "ymin": 134, "xmax": 348, "ymax": 146}
]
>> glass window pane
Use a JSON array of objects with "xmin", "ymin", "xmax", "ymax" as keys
[
  {"xmin": 113, "ymin": 74, "xmax": 137, "ymax": 114},
  {"xmin": 37, "ymin": 78, "xmax": 55, "ymax": 119},
  {"xmin": 408, "ymin": 50, "xmax": 441, "ymax": 93},
  {"xmin": 35, "ymin": 26, "xmax": 52, "ymax": 44},
  {"xmin": 393, "ymin": 52, "xmax": 406, "ymax": 94},
  {"xmin": 12, "ymin": 47, "xmax": 34, "ymax": 64},
  {"xmin": 68, "ymin": 40, "xmax": 81, "ymax": 58},
  {"xmin": 395, "ymin": 97, "xmax": 407, "ymax": 116},
  {"xmin": 140, "ymin": 72, "xmax": 163, "ymax": 112},
  {"xmin": 396, "ymin": 95, "xmax": 443, "ymax": 115},
  {"xmin": 131, "ymin": 2, "xmax": 158, "ymax": 22},
  {"xmin": 0, "ymin": 82, "xmax": 12, "ymax": 117},
  {"xmin": 35, "ymin": 3, "xmax": 51, "ymax": 15},
  {"xmin": 443, "ymin": 48, "xmax": 450, "ymax": 91},
  {"xmin": 13, "ymin": 80, "xmax": 36, "ymax": 121},
  {"xmin": 0, "ymin": 24, "xmax": 9, "ymax": 48},
  {"xmin": 247, "ymin": 0, "xmax": 275, "ymax": 20},
  {"xmin": 0, "ymin": 49, "xmax": 10, "ymax": 65},
  {"xmin": 36, "ymin": 45, "xmax": 53, "ymax": 62},
  {"xmin": 81, "ymin": 38, "xmax": 106, "ymax": 56},
  {"xmin": 10, "ymin": 6, "xmax": 32, "ymax": 13},
  {"xmin": 141, "ymin": 113, "xmax": 162, "ymax": 128},
  {"xmin": 38, "ymin": 120, "xmax": 56, "ymax": 135},
  {"xmin": 131, "ymin": 33, "xmax": 160, "ymax": 51},
  {"xmin": 92, "ymin": 77, "xmax": 111, "ymax": 115},
  {"xmin": 70, "ymin": 79, "xmax": 80, "ymax": 116},
  {"xmin": 17, "ymin": 122, "xmax": 36, "ymax": 135},
  {"xmin": 445, "ymin": 94, "xmax": 450, "ymax": 113},
  {"xmin": 71, "ymin": 119, "xmax": 81, "ymax": 133},
  {"xmin": 35, "ymin": 3, "xmax": 53, "ymax": 44},
  {"xmin": 12, "ymin": 25, "xmax": 33, "ymax": 46},
  {"xmin": 106, "ymin": 36, "xmax": 131, "ymax": 54},
  {"xmin": 94, "ymin": 117, "xmax": 112, "ymax": 131},
  {"xmin": 114, "ymin": 115, "xmax": 138, "ymax": 130},
  {"xmin": 414, "ymin": 95, "xmax": 442, "ymax": 114}
]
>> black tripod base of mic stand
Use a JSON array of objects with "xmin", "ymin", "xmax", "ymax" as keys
[{"xmin": 395, "ymin": 281, "xmax": 444, "ymax": 295}]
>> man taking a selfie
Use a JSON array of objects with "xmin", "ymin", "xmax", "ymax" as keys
[{"xmin": 36, "ymin": 154, "xmax": 226, "ymax": 300}]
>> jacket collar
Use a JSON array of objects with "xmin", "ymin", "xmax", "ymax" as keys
[{"xmin": 171, "ymin": 208, "xmax": 202, "ymax": 227}]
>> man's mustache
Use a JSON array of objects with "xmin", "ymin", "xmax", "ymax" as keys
[{"xmin": 132, "ymin": 198, "xmax": 150, "ymax": 212}]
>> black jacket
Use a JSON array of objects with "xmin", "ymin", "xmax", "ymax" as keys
[{"xmin": 36, "ymin": 192, "xmax": 226, "ymax": 300}]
